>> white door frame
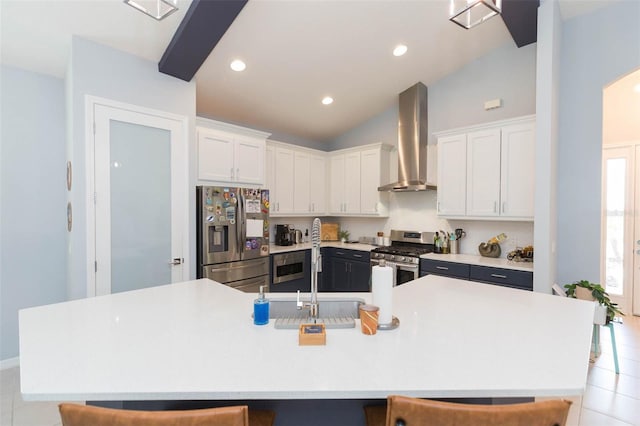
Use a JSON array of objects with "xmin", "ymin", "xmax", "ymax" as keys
[
  {"xmin": 601, "ymin": 141, "xmax": 640, "ymax": 316},
  {"xmin": 85, "ymin": 95, "xmax": 189, "ymax": 297}
]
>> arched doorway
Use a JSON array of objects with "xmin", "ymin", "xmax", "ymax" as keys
[{"xmin": 601, "ymin": 68, "xmax": 640, "ymax": 316}]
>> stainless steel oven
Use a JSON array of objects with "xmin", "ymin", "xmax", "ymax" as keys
[
  {"xmin": 273, "ymin": 251, "xmax": 306, "ymax": 284},
  {"xmin": 370, "ymin": 258, "xmax": 419, "ymax": 286}
]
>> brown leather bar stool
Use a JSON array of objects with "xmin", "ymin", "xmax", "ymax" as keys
[
  {"xmin": 364, "ymin": 404, "xmax": 387, "ymax": 426},
  {"xmin": 384, "ymin": 396, "xmax": 572, "ymax": 426},
  {"xmin": 59, "ymin": 403, "xmax": 276, "ymax": 426}
]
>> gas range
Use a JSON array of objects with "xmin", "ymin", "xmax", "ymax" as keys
[{"xmin": 371, "ymin": 230, "xmax": 435, "ymax": 265}]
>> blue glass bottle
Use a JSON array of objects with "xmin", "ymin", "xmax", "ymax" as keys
[{"xmin": 254, "ymin": 285, "xmax": 269, "ymax": 325}]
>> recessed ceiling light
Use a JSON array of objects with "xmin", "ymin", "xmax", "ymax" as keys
[
  {"xmin": 230, "ymin": 59, "xmax": 246, "ymax": 72},
  {"xmin": 322, "ymin": 96, "xmax": 334, "ymax": 105},
  {"xmin": 634, "ymin": 83, "xmax": 640, "ymax": 93},
  {"xmin": 393, "ymin": 44, "xmax": 408, "ymax": 57}
]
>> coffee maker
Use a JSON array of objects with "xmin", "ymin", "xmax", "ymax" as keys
[{"xmin": 275, "ymin": 224, "xmax": 293, "ymax": 246}]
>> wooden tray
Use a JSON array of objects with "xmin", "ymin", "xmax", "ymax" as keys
[{"xmin": 321, "ymin": 223, "xmax": 339, "ymax": 241}]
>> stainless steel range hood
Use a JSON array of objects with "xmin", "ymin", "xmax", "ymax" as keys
[{"xmin": 378, "ymin": 82, "xmax": 436, "ymax": 192}]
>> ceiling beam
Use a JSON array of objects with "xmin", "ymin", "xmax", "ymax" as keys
[
  {"xmin": 159, "ymin": 0, "xmax": 248, "ymax": 81},
  {"xmin": 500, "ymin": 0, "xmax": 540, "ymax": 48}
]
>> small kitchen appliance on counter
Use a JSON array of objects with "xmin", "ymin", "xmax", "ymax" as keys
[
  {"xmin": 370, "ymin": 230, "xmax": 435, "ymax": 286},
  {"xmin": 275, "ymin": 224, "xmax": 293, "ymax": 246}
]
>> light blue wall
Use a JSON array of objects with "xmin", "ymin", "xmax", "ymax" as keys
[
  {"xmin": 1, "ymin": 65, "xmax": 67, "ymax": 360},
  {"xmin": 556, "ymin": 1, "xmax": 640, "ymax": 285},
  {"xmin": 329, "ymin": 41, "xmax": 537, "ymax": 150},
  {"xmin": 67, "ymin": 37, "xmax": 197, "ymax": 300}
]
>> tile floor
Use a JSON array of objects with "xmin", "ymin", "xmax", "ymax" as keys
[{"xmin": 1, "ymin": 315, "xmax": 639, "ymax": 425}]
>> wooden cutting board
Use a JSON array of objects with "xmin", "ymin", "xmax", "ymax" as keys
[{"xmin": 321, "ymin": 223, "xmax": 339, "ymax": 241}]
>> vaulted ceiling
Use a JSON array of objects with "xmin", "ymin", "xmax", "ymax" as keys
[{"xmin": 0, "ymin": 0, "xmax": 617, "ymax": 142}]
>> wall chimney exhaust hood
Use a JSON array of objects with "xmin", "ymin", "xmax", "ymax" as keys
[{"xmin": 378, "ymin": 82, "xmax": 436, "ymax": 192}]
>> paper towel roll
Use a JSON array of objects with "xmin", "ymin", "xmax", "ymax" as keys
[{"xmin": 372, "ymin": 264, "xmax": 393, "ymax": 325}]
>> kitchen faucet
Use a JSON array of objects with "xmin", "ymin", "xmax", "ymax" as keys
[{"xmin": 297, "ymin": 218, "xmax": 321, "ymax": 320}]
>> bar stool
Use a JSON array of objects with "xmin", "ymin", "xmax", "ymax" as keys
[
  {"xmin": 384, "ymin": 396, "xmax": 572, "ymax": 426},
  {"xmin": 59, "ymin": 403, "xmax": 276, "ymax": 426}
]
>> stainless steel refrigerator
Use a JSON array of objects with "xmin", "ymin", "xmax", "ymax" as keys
[{"xmin": 196, "ymin": 186, "xmax": 270, "ymax": 292}]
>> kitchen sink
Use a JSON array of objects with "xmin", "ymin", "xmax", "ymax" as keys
[{"xmin": 267, "ymin": 297, "xmax": 365, "ymax": 329}]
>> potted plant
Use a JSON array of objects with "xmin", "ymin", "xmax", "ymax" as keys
[
  {"xmin": 564, "ymin": 280, "xmax": 624, "ymax": 323},
  {"xmin": 338, "ymin": 230, "xmax": 350, "ymax": 243}
]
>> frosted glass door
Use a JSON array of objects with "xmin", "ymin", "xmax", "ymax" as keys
[
  {"xmin": 110, "ymin": 121, "xmax": 171, "ymax": 293},
  {"xmin": 93, "ymin": 103, "xmax": 187, "ymax": 296}
]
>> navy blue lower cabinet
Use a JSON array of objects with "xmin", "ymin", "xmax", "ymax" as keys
[
  {"xmin": 469, "ymin": 265, "xmax": 533, "ymax": 291},
  {"xmin": 323, "ymin": 248, "xmax": 371, "ymax": 292}
]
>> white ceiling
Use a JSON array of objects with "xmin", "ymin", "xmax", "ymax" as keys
[{"xmin": 0, "ymin": 0, "xmax": 616, "ymax": 142}]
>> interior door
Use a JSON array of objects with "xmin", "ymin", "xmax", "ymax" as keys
[{"xmin": 93, "ymin": 102, "xmax": 187, "ymax": 295}]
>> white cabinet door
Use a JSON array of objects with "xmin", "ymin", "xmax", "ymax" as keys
[
  {"xmin": 274, "ymin": 147, "xmax": 295, "ymax": 214},
  {"xmin": 466, "ymin": 128, "xmax": 501, "ymax": 217},
  {"xmin": 309, "ymin": 154, "xmax": 326, "ymax": 214},
  {"xmin": 198, "ymin": 130, "xmax": 234, "ymax": 182},
  {"xmin": 360, "ymin": 148, "xmax": 381, "ymax": 214},
  {"xmin": 293, "ymin": 151, "xmax": 311, "ymax": 213},
  {"xmin": 501, "ymin": 121, "xmax": 535, "ymax": 218},
  {"xmin": 437, "ymin": 134, "xmax": 467, "ymax": 216},
  {"xmin": 344, "ymin": 152, "xmax": 361, "ymax": 213},
  {"xmin": 265, "ymin": 145, "xmax": 275, "ymax": 209},
  {"xmin": 329, "ymin": 154, "xmax": 345, "ymax": 214},
  {"xmin": 235, "ymin": 138, "xmax": 264, "ymax": 185}
]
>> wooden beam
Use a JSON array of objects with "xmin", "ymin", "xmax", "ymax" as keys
[
  {"xmin": 500, "ymin": 0, "xmax": 539, "ymax": 48},
  {"xmin": 158, "ymin": 0, "xmax": 248, "ymax": 81}
]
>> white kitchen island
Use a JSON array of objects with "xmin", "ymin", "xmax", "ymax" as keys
[{"xmin": 19, "ymin": 275, "xmax": 595, "ymax": 425}]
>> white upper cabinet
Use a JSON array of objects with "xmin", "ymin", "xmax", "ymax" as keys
[
  {"xmin": 437, "ymin": 134, "xmax": 467, "ymax": 216},
  {"xmin": 436, "ymin": 115, "xmax": 535, "ymax": 221},
  {"xmin": 360, "ymin": 147, "xmax": 390, "ymax": 215},
  {"xmin": 329, "ymin": 154, "xmax": 346, "ymax": 214},
  {"xmin": 500, "ymin": 121, "xmax": 535, "ymax": 217},
  {"xmin": 329, "ymin": 144, "xmax": 391, "ymax": 217},
  {"xmin": 466, "ymin": 128, "xmax": 502, "ymax": 217},
  {"xmin": 267, "ymin": 141, "xmax": 327, "ymax": 217},
  {"xmin": 196, "ymin": 118, "xmax": 270, "ymax": 186},
  {"xmin": 266, "ymin": 141, "xmax": 390, "ymax": 217},
  {"xmin": 273, "ymin": 146, "xmax": 295, "ymax": 214},
  {"xmin": 309, "ymin": 154, "xmax": 326, "ymax": 214}
]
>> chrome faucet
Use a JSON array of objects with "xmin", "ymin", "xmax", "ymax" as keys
[{"xmin": 297, "ymin": 218, "xmax": 322, "ymax": 320}]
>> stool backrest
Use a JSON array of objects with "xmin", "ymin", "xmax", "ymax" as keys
[
  {"xmin": 386, "ymin": 396, "xmax": 571, "ymax": 426},
  {"xmin": 59, "ymin": 403, "xmax": 249, "ymax": 426}
]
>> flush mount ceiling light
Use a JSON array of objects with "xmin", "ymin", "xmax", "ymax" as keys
[
  {"xmin": 634, "ymin": 83, "xmax": 640, "ymax": 93},
  {"xmin": 322, "ymin": 96, "xmax": 334, "ymax": 105},
  {"xmin": 449, "ymin": 0, "xmax": 502, "ymax": 29},
  {"xmin": 230, "ymin": 59, "xmax": 246, "ymax": 72},
  {"xmin": 124, "ymin": 0, "xmax": 178, "ymax": 21},
  {"xmin": 393, "ymin": 44, "xmax": 408, "ymax": 57}
]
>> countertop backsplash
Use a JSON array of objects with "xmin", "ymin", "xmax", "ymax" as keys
[{"xmin": 268, "ymin": 190, "xmax": 534, "ymax": 258}]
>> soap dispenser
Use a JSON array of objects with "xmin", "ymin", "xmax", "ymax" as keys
[{"xmin": 253, "ymin": 285, "xmax": 270, "ymax": 325}]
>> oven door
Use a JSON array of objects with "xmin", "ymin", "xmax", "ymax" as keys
[{"xmin": 371, "ymin": 259, "xmax": 419, "ymax": 286}]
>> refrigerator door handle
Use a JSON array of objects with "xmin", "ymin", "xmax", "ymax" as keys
[{"xmin": 237, "ymin": 189, "xmax": 243, "ymax": 258}]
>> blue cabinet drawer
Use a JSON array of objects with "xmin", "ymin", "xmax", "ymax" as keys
[
  {"xmin": 331, "ymin": 248, "xmax": 370, "ymax": 262},
  {"xmin": 469, "ymin": 265, "xmax": 533, "ymax": 291},
  {"xmin": 420, "ymin": 259, "xmax": 470, "ymax": 279}
]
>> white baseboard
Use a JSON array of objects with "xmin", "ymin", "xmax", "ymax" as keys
[{"xmin": 0, "ymin": 357, "xmax": 19, "ymax": 370}]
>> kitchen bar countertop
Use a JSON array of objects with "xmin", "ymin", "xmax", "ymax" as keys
[
  {"xmin": 420, "ymin": 253, "xmax": 534, "ymax": 272},
  {"xmin": 19, "ymin": 276, "xmax": 593, "ymax": 402}
]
